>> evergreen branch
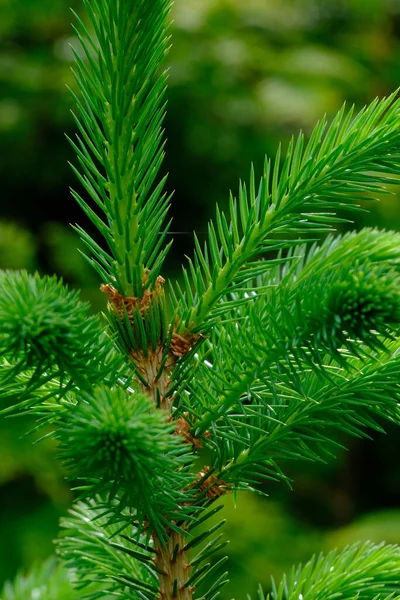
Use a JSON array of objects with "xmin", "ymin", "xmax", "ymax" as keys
[
  {"xmin": 0, "ymin": 271, "xmax": 122, "ymax": 401},
  {"xmin": 0, "ymin": 557, "xmax": 82, "ymax": 600},
  {"xmin": 57, "ymin": 499, "xmax": 157, "ymax": 599},
  {"xmin": 183, "ymin": 503, "xmax": 229, "ymax": 598},
  {"xmin": 57, "ymin": 386, "xmax": 195, "ymax": 539},
  {"xmin": 213, "ymin": 340, "xmax": 400, "ymax": 488},
  {"xmin": 171, "ymin": 94, "xmax": 400, "ymax": 333},
  {"xmin": 70, "ymin": 0, "xmax": 172, "ymax": 296},
  {"xmin": 262, "ymin": 541, "xmax": 400, "ymax": 600},
  {"xmin": 0, "ymin": 359, "xmax": 65, "ymax": 416},
  {"xmin": 185, "ymin": 229, "xmax": 400, "ymax": 437}
]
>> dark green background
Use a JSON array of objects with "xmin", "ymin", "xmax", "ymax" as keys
[{"xmin": 1, "ymin": 0, "xmax": 400, "ymax": 597}]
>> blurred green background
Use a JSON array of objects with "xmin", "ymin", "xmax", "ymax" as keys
[{"xmin": 1, "ymin": 0, "xmax": 400, "ymax": 597}]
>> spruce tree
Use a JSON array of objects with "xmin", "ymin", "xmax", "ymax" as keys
[{"xmin": 1, "ymin": 1, "xmax": 400, "ymax": 599}]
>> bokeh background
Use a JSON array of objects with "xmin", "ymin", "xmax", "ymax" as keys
[{"xmin": 1, "ymin": 0, "xmax": 400, "ymax": 597}]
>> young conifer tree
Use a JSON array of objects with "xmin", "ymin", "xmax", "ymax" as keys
[{"xmin": 2, "ymin": 0, "xmax": 400, "ymax": 599}]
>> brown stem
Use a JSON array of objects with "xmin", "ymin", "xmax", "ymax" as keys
[
  {"xmin": 149, "ymin": 372, "xmax": 193, "ymax": 600},
  {"xmin": 134, "ymin": 347, "xmax": 172, "ymax": 410},
  {"xmin": 101, "ymin": 282, "xmax": 201, "ymax": 600},
  {"xmin": 154, "ymin": 530, "xmax": 193, "ymax": 600},
  {"xmin": 136, "ymin": 351, "xmax": 193, "ymax": 600}
]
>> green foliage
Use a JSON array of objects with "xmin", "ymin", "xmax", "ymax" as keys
[
  {"xmin": 174, "ymin": 229, "xmax": 400, "ymax": 491},
  {"xmin": 2, "ymin": 1, "xmax": 400, "ymax": 599},
  {"xmin": 57, "ymin": 387, "xmax": 195, "ymax": 537},
  {"xmin": 57, "ymin": 499, "xmax": 229, "ymax": 600},
  {"xmin": 263, "ymin": 541, "xmax": 400, "ymax": 600},
  {"xmin": 104, "ymin": 284, "xmax": 170, "ymax": 365},
  {"xmin": 57, "ymin": 500, "xmax": 157, "ymax": 599},
  {"xmin": 0, "ymin": 271, "xmax": 120, "ymax": 397},
  {"xmin": 0, "ymin": 557, "xmax": 79, "ymax": 600},
  {"xmin": 171, "ymin": 98, "xmax": 400, "ymax": 333},
  {"xmin": 69, "ymin": 0, "xmax": 172, "ymax": 296},
  {"xmin": 200, "ymin": 494, "xmax": 323, "ymax": 600}
]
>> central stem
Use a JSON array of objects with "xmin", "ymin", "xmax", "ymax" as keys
[
  {"xmin": 154, "ymin": 530, "xmax": 192, "ymax": 600},
  {"xmin": 103, "ymin": 281, "xmax": 198, "ymax": 600},
  {"xmin": 140, "ymin": 351, "xmax": 193, "ymax": 600}
]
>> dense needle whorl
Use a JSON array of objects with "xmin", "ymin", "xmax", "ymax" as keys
[
  {"xmin": 58, "ymin": 386, "xmax": 194, "ymax": 533},
  {"xmin": 328, "ymin": 260, "xmax": 400, "ymax": 336},
  {"xmin": 283, "ymin": 230, "xmax": 400, "ymax": 353},
  {"xmin": 0, "ymin": 271, "xmax": 113, "ymax": 387}
]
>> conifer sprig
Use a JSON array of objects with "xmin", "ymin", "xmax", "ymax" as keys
[
  {"xmin": 58, "ymin": 500, "xmax": 156, "ymax": 599},
  {"xmin": 171, "ymin": 96, "xmax": 400, "ymax": 334},
  {"xmin": 0, "ymin": 271, "xmax": 121, "ymax": 402},
  {"xmin": 70, "ymin": 0, "xmax": 172, "ymax": 297},
  {"xmin": 178, "ymin": 229, "xmax": 400, "ymax": 438},
  {"xmin": 0, "ymin": 359, "xmax": 72, "ymax": 420},
  {"xmin": 263, "ymin": 541, "xmax": 400, "ymax": 600},
  {"xmin": 57, "ymin": 387, "xmax": 195, "ymax": 538},
  {"xmin": 0, "ymin": 557, "xmax": 81, "ymax": 600},
  {"xmin": 212, "ymin": 341, "xmax": 400, "ymax": 489}
]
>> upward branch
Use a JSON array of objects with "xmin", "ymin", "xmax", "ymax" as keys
[
  {"xmin": 180, "ymin": 228, "xmax": 400, "ymax": 438},
  {"xmin": 70, "ymin": 0, "xmax": 172, "ymax": 297},
  {"xmin": 171, "ymin": 95, "xmax": 400, "ymax": 334}
]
